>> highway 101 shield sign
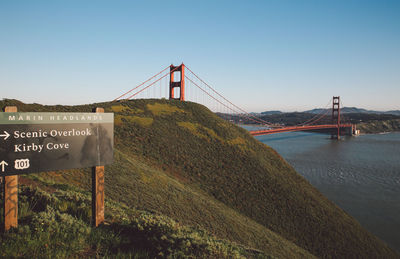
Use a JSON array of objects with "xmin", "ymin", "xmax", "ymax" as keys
[{"xmin": 0, "ymin": 112, "xmax": 113, "ymax": 176}]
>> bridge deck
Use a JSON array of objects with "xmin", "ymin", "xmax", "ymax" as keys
[{"xmin": 249, "ymin": 124, "xmax": 353, "ymax": 136}]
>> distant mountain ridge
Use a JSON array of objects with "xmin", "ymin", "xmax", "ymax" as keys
[
  {"xmin": 260, "ymin": 110, "xmax": 282, "ymax": 115},
  {"xmin": 306, "ymin": 107, "xmax": 400, "ymax": 115},
  {"xmin": 261, "ymin": 107, "xmax": 400, "ymax": 115}
]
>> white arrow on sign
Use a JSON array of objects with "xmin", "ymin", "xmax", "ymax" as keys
[
  {"xmin": 0, "ymin": 160, "xmax": 8, "ymax": 172},
  {"xmin": 0, "ymin": 131, "xmax": 10, "ymax": 140}
]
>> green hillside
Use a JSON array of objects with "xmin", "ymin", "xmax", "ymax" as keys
[
  {"xmin": 1, "ymin": 99, "xmax": 398, "ymax": 258},
  {"xmin": 357, "ymin": 119, "xmax": 400, "ymax": 133},
  {"xmin": 1, "ymin": 180, "xmax": 265, "ymax": 258}
]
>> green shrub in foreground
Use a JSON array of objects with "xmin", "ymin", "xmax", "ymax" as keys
[{"xmin": 0, "ymin": 185, "xmax": 260, "ymax": 258}]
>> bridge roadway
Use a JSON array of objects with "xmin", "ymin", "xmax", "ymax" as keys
[{"xmin": 249, "ymin": 124, "xmax": 353, "ymax": 136}]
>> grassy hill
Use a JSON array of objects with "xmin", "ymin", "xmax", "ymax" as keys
[
  {"xmin": 2, "ymin": 178, "xmax": 277, "ymax": 258},
  {"xmin": 356, "ymin": 119, "xmax": 400, "ymax": 134},
  {"xmin": 1, "ymin": 98, "xmax": 398, "ymax": 258}
]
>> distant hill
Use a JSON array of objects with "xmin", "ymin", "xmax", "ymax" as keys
[
  {"xmin": 385, "ymin": 110, "xmax": 400, "ymax": 116},
  {"xmin": 0, "ymin": 98, "xmax": 398, "ymax": 258},
  {"xmin": 357, "ymin": 119, "xmax": 400, "ymax": 134},
  {"xmin": 260, "ymin": 110, "xmax": 282, "ymax": 115},
  {"xmin": 259, "ymin": 107, "xmax": 400, "ymax": 115},
  {"xmin": 305, "ymin": 107, "xmax": 400, "ymax": 115}
]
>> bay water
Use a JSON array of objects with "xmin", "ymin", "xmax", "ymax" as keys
[{"xmin": 253, "ymin": 131, "xmax": 400, "ymax": 252}]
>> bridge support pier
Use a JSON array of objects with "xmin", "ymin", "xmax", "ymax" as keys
[{"xmin": 169, "ymin": 64, "xmax": 185, "ymax": 101}]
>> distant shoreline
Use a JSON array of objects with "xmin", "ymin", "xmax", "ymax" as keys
[{"xmin": 356, "ymin": 119, "xmax": 400, "ymax": 135}]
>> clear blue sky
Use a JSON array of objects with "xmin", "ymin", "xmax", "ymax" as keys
[{"xmin": 1, "ymin": 0, "xmax": 399, "ymax": 112}]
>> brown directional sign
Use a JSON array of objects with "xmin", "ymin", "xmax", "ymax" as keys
[{"xmin": 0, "ymin": 112, "xmax": 113, "ymax": 176}]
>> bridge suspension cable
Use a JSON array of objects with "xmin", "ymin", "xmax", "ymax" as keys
[
  {"xmin": 304, "ymin": 108, "xmax": 332, "ymax": 125},
  {"xmin": 125, "ymin": 66, "xmax": 180, "ymax": 99},
  {"xmin": 185, "ymin": 66, "xmax": 274, "ymax": 126},
  {"xmin": 339, "ymin": 98, "xmax": 349, "ymax": 123},
  {"xmin": 298, "ymin": 99, "xmax": 333, "ymax": 126},
  {"xmin": 185, "ymin": 76, "xmax": 273, "ymax": 125},
  {"xmin": 113, "ymin": 65, "xmax": 170, "ymax": 101}
]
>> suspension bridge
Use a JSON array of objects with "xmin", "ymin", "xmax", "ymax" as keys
[{"xmin": 113, "ymin": 63, "xmax": 356, "ymax": 140}]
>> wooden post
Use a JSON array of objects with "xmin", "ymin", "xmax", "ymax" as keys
[
  {"xmin": 92, "ymin": 107, "xmax": 105, "ymax": 227},
  {"xmin": 3, "ymin": 106, "xmax": 18, "ymax": 231}
]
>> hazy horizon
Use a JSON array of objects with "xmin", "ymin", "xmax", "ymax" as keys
[{"xmin": 3, "ymin": 97, "xmax": 399, "ymax": 114}]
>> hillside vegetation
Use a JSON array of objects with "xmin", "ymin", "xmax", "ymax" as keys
[
  {"xmin": 0, "ymin": 180, "xmax": 263, "ymax": 258},
  {"xmin": 357, "ymin": 119, "xmax": 400, "ymax": 134},
  {"xmin": 1, "ymin": 98, "xmax": 398, "ymax": 258}
]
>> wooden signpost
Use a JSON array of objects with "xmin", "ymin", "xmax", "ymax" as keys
[
  {"xmin": 92, "ymin": 107, "xmax": 105, "ymax": 227},
  {"xmin": 0, "ymin": 107, "xmax": 114, "ymax": 230},
  {"xmin": 4, "ymin": 106, "xmax": 18, "ymax": 231}
]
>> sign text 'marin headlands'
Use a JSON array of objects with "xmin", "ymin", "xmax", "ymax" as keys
[
  {"xmin": 8, "ymin": 114, "xmax": 103, "ymax": 122},
  {"xmin": 0, "ymin": 112, "xmax": 114, "ymax": 125}
]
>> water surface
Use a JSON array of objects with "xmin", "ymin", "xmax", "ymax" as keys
[{"xmin": 253, "ymin": 131, "xmax": 400, "ymax": 252}]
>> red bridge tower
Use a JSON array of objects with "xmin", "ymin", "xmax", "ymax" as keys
[
  {"xmin": 332, "ymin": 96, "xmax": 341, "ymax": 139},
  {"xmin": 169, "ymin": 64, "xmax": 185, "ymax": 101}
]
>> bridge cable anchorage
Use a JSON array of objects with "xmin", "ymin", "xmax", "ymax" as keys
[
  {"xmin": 185, "ymin": 66, "xmax": 273, "ymax": 126},
  {"xmin": 125, "ymin": 66, "xmax": 181, "ymax": 100},
  {"xmin": 297, "ymin": 99, "xmax": 333, "ymax": 126},
  {"xmin": 185, "ymin": 76, "xmax": 272, "ymax": 125},
  {"xmin": 113, "ymin": 65, "xmax": 170, "ymax": 101}
]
